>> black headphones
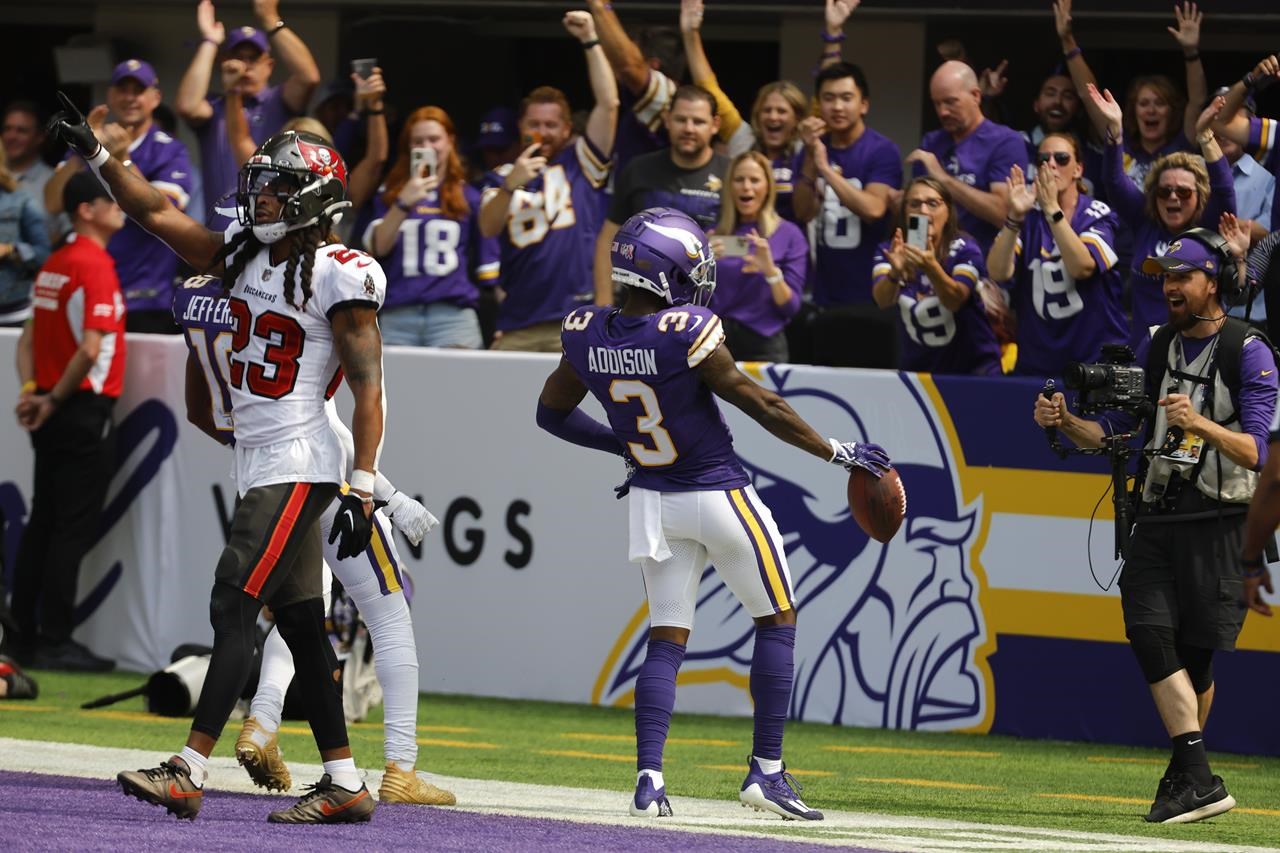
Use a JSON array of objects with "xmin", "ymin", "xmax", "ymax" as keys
[{"xmin": 1175, "ymin": 227, "xmax": 1243, "ymax": 306}]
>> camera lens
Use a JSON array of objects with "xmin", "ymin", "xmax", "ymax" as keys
[{"xmin": 1064, "ymin": 362, "xmax": 1107, "ymax": 391}]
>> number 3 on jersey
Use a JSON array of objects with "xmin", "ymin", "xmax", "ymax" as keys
[
  {"xmin": 610, "ymin": 380, "xmax": 677, "ymax": 466},
  {"xmin": 228, "ymin": 297, "xmax": 307, "ymax": 399}
]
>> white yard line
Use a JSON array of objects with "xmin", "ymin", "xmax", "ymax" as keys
[{"xmin": 0, "ymin": 738, "xmax": 1272, "ymax": 853}]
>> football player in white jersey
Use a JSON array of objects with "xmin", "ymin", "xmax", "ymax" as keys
[
  {"xmin": 175, "ymin": 272, "xmax": 453, "ymax": 806},
  {"xmin": 50, "ymin": 95, "xmax": 384, "ymax": 824}
]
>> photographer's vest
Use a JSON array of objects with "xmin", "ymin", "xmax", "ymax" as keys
[{"xmin": 1140, "ymin": 318, "xmax": 1267, "ymax": 508}]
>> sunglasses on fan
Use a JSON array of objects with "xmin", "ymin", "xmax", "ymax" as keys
[
  {"xmin": 1036, "ymin": 151, "xmax": 1072, "ymax": 166},
  {"xmin": 1156, "ymin": 186, "xmax": 1195, "ymax": 200}
]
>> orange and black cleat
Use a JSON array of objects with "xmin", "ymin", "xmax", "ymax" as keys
[
  {"xmin": 117, "ymin": 756, "xmax": 203, "ymax": 820},
  {"xmin": 268, "ymin": 774, "xmax": 375, "ymax": 824}
]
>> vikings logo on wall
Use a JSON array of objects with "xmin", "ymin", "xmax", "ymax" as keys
[{"xmin": 594, "ymin": 367, "xmax": 992, "ymax": 731}]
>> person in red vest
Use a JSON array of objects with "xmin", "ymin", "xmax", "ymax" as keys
[{"xmin": 10, "ymin": 171, "xmax": 126, "ymax": 672}]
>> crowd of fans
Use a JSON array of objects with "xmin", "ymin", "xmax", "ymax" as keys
[{"xmin": 3, "ymin": 0, "xmax": 1280, "ymax": 376}]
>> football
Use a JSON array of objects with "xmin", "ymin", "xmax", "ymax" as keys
[{"xmin": 848, "ymin": 466, "xmax": 906, "ymax": 543}]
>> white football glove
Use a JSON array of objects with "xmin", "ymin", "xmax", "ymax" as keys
[{"xmin": 384, "ymin": 490, "xmax": 439, "ymax": 546}]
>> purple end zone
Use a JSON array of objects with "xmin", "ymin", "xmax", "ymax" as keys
[{"xmin": 0, "ymin": 770, "xmax": 887, "ymax": 852}]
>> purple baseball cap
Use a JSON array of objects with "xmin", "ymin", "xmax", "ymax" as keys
[
  {"xmin": 477, "ymin": 106, "xmax": 517, "ymax": 149},
  {"xmin": 1142, "ymin": 235, "xmax": 1222, "ymax": 277},
  {"xmin": 111, "ymin": 58, "xmax": 158, "ymax": 89},
  {"xmin": 225, "ymin": 26, "xmax": 270, "ymax": 55}
]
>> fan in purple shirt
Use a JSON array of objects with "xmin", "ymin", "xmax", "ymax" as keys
[
  {"xmin": 478, "ymin": 11, "xmax": 617, "ymax": 352},
  {"xmin": 365, "ymin": 107, "xmax": 498, "ymax": 349},
  {"xmin": 873, "ymin": 177, "xmax": 1000, "ymax": 376},
  {"xmin": 1056, "ymin": 0, "xmax": 1203, "ymax": 190},
  {"xmin": 910, "ymin": 61, "xmax": 1027, "ymax": 254},
  {"xmin": 1090, "ymin": 83, "xmax": 1236, "ymax": 345},
  {"xmin": 175, "ymin": 1, "xmax": 320, "ymax": 226},
  {"xmin": 707, "ymin": 152, "xmax": 807, "ymax": 364},
  {"xmin": 988, "ymin": 133, "xmax": 1127, "ymax": 378},
  {"xmin": 791, "ymin": 62, "xmax": 902, "ymax": 306},
  {"xmin": 44, "ymin": 59, "xmax": 195, "ymax": 334}
]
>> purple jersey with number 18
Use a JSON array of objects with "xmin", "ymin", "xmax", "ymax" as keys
[{"xmin": 560, "ymin": 304, "xmax": 749, "ymax": 493}]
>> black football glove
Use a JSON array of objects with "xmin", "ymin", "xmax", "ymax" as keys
[
  {"xmin": 48, "ymin": 91, "xmax": 103, "ymax": 160},
  {"xmin": 328, "ymin": 492, "xmax": 384, "ymax": 560},
  {"xmin": 614, "ymin": 453, "xmax": 637, "ymax": 500}
]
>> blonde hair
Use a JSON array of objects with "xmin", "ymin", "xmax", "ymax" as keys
[
  {"xmin": 282, "ymin": 117, "xmax": 333, "ymax": 143},
  {"xmin": 749, "ymin": 82, "xmax": 807, "ymax": 154},
  {"xmin": 1143, "ymin": 151, "xmax": 1210, "ymax": 225},
  {"xmin": 715, "ymin": 151, "xmax": 779, "ymax": 238}
]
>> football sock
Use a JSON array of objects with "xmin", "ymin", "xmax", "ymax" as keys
[
  {"xmin": 343, "ymin": 572, "xmax": 419, "ymax": 770},
  {"xmin": 323, "ymin": 757, "xmax": 362, "ymax": 792},
  {"xmin": 638, "ymin": 769, "xmax": 666, "ymax": 790},
  {"xmin": 634, "ymin": 639, "xmax": 686, "ymax": 772},
  {"xmin": 393, "ymin": 761, "xmax": 415, "ymax": 774},
  {"xmin": 750, "ymin": 624, "xmax": 795, "ymax": 763},
  {"xmin": 178, "ymin": 746, "xmax": 208, "ymax": 788},
  {"xmin": 1171, "ymin": 731, "xmax": 1212, "ymax": 786},
  {"xmin": 753, "ymin": 756, "xmax": 784, "ymax": 776},
  {"xmin": 248, "ymin": 626, "xmax": 293, "ymax": 741}
]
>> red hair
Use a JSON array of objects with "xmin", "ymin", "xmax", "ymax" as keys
[{"xmin": 382, "ymin": 106, "xmax": 468, "ymax": 221}]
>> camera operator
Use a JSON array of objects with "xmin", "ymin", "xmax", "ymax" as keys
[{"xmin": 1034, "ymin": 231, "xmax": 1277, "ymax": 825}]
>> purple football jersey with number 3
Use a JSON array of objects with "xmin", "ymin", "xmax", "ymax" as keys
[{"xmin": 561, "ymin": 304, "xmax": 748, "ymax": 492}]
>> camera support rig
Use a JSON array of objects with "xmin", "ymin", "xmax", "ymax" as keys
[{"xmin": 1041, "ymin": 379, "xmax": 1159, "ymax": 561}]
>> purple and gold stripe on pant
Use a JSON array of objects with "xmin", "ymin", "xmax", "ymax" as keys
[
  {"xmin": 364, "ymin": 514, "xmax": 404, "ymax": 597},
  {"xmin": 726, "ymin": 487, "xmax": 793, "ymax": 613}
]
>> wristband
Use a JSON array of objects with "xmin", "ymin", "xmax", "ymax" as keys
[
  {"xmin": 821, "ymin": 31, "xmax": 846, "ymax": 44},
  {"xmin": 765, "ymin": 270, "xmax": 784, "ymax": 286},
  {"xmin": 1243, "ymin": 71, "xmax": 1259, "ymax": 90},
  {"xmin": 360, "ymin": 108, "xmax": 384, "ymax": 116},
  {"xmin": 20, "ymin": 380, "xmax": 36, "ymax": 395},
  {"xmin": 1049, "ymin": 209, "xmax": 1065, "ymax": 224},
  {"xmin": 1063, "ymin": 46, "xmax": 1082, "ymax": 60},
  {"xmin": 266, "ymin": 20, "xmax": 286, "ymax": 38},
  {"xmin": 395, "ymin": 198, "xmax": 415, "ymax": 213},
  {"xmin": 1245, "ymin": 565, "xmax": 1268, "ymax": 578},
  {"xmin": 1004, "ymin": 218, "xmax": 1024, "ymax": 232},
  {"xmin": 349, "ymin": 468, "xmax": 376, "ymax": 495},
  {"xmin": 202, "ymin": 37, "xmax": 222, "ymax": 48},
  {"xmin": 581, "ymin": 39, "xmax": 600, "ymax": 50},
  {"xmin": 87, "ymin": 145, "xmax": 110, "ymax": 168},
  {"xmin": 1183, "ymin": 52, "xmax": 1200, "ymax": 63}
]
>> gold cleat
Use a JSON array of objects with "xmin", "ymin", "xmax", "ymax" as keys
[
  {"xmin": 377, "ymin": 763, "xmax": 457, "ymax": 805},
  {"xmin": 235, "ymin": 716, "xmax": 292, "ymax": 792}
]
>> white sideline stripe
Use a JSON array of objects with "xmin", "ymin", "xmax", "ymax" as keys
[{"xmin": 0, "ymin": 738, "xmax": 1270, "ymax": 853}]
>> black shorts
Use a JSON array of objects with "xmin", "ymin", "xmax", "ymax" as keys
[
  {"xmin": 1121, "ymin": 511, "xmax": 1248, "ymax": 650},
  {"xmin": 215, "ymin": 481, "xmax": 339, "ymax": 609}
]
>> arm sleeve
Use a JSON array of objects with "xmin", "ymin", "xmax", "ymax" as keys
[
  {"xmin": 1102, "ymin": 140, "xmax": 1145, "ymax": 226},
  {"xmin": 1246, "ymin": 230, "xmax": 1280, "ymax": 286},
  {"xmin": 872, "ymin": 243, "xmax": 892, "ymax": 284},
  {"xmin": 1200, "ymin": 154, "xmax": 1238, "ymax": 226},
  {"xmin": 574, "ymin": 136, "xmax": 612, "ymax": 190},
  {"xmin": 536, "ymin": 400, "xmax": 624, "ymax": 455},
  {"xmin": 1247, "ymin": 116, "xmax": 1279, "ymax": 165},
  {"xmin": 948, "ymin": 239, "xmax": 985, "ymax": 294},
  {"xmin": 632, "ymin": 69, "xmax": 677, "ymax": 133},
  {"xmin": 1238, "ymin": 337, "xmax": 1279, "ymax": 469}
]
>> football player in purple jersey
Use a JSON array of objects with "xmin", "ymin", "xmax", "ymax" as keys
[
  {"xmin": 367, "ymin": 106, "xmax": 499, "ymax": 348},
  {"xmin": 793, "ymin": 62, "xmax": 902, "ymax": 306},
  {"xmin": 478, "ymin": 11, "xmax": 617, "ymax": 352},
  {"xmin": 988, "ymin": 133, "xmax": 1127, "ymax": 377},
  {"xmin": 537, "ymin": 207, "xmax": 891, "ymax": 821},
  {"xmin": 1090, "ymin": 84, "xmax": 1235, "ymax": 345},
  {"xmin": 1056, "ymin": 0, "xmax": 1203, "ymax": 189},
  {"xmin": 873, "ymin": 177, "xmax": 1001, "ymax": 376}
]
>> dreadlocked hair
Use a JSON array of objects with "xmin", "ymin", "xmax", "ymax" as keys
[
  {"xmin": 282, "ymin": 215, "xmax": 336, "ymax": 309},
  {"xmin": 207, "ymin": 227, "xmax": 266, "ymax": 293}
]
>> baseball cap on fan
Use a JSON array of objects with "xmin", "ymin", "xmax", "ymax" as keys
[
  {"xmin": 477, "ymin": 106, "xmax": 517, "ymax": 149},
  {"xmin": 225, "ymin": 26, "xmax": 270, "ymax": 56},
  {"xmin": 110, "ymin": 59, "xmax": 158, "ymax": 89},
  {"xmin": 1142, "ymin": 237, "xmax": 1221, "ymax": 278}
]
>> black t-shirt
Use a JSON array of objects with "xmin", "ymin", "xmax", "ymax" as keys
[{"xmin": 608, "ymin": 149, "xmax": 729, "ymax": 230}]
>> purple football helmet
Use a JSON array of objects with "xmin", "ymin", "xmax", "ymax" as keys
[{"xmin": 611, "ymin": 207, "xmax": 716, "ymax": 306}]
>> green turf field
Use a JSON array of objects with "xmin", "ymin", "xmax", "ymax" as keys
[{"xmin": 5, "ymin": 669, "xmax": 1277, "ymax": 848}]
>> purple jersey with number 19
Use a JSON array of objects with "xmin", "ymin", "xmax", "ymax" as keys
[{"xmin": 560, "ymin": 304, "xmax": 749, "ymax": 493}]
